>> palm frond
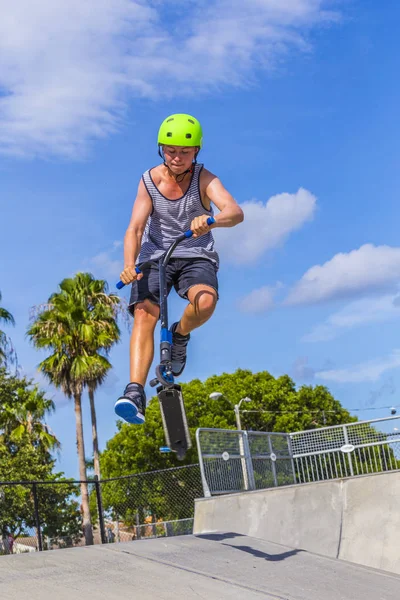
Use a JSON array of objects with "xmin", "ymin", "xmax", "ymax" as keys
[{"xmin": 0, "ymin": 291, "xmax": 15, "ymax": 326}]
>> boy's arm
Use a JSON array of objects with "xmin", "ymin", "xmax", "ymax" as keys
[
  {"xmin": 206, "ymin": 173, "xmax": 244, "ymax": 227},
  {"xmin": 120, "ymin": 180, "xmax": 153, "ymax": 284},
  {"xmin": 190, "ymin": 170, "xmax": 244, "ymax": 237}
]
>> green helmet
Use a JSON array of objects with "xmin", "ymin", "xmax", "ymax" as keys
[{"xmin": 157, "ymin": 113, "xmax": 203, "ymax": 148}]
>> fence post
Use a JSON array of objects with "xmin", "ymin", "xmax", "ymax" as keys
[
  {"xmin": 242, "ymin": 432, "xmax": 256, "ymax": 490},
  {"xmin": 94, "ymin": 475, "xmax": 106, "ymax": 544},
  {"xmin": 238, "ymin": 431, "xmax": 250, "ymax": 490},
  {"xmin": 287, "ymin": 434, "xmax": 297, "ymax": 484},
  {"xmin": 136, "ymin": 512, "xmax": 141, "ymax": 540},
  {"xmin": 268, "ymin": 435, "xmax": 278, "ymax": 487},
  {"xmin": 32, "ymin": 483, "xmax": 43, "ymax": 552},
  {"xmin": 343, "ymin": 425, "xmax": 354, "ymax": 477},
  {"xmin": 195, "ymin": 429, "xmax": 212, "ymax": 497},
  {"xmin": 115, "ymin": 515, "xmax": 120, "ymax": 543}
]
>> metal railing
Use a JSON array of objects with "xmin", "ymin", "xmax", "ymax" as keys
[
  {"xmin": 0, "ymin": 464, "xmax": 202, "ymax": 555},
  {"xmin": 196, "ymin": 416, "xmax": 400, "ymax": 496},
  {"xmin": 291, "ymin": 416, "xmax": 400, "ymax": 483},
  {"xmin": 196, "ymin": 429, "xmax": 295, "ymax": 496}
]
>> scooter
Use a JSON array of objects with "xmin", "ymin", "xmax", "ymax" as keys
[{"xmin": 116, "ymin": 216, "xmax": 215, "ymax": 460}]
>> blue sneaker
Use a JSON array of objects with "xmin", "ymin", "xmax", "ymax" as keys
[
  {"xmin": 114, "ymin": 382, "xmax": 146, "ymax": 424},
  {"xmin": 170, "ymin": 322, "xmax": 190, "ymax": 377}
]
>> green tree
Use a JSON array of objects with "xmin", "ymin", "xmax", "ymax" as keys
[
  {"xmin": 101, "ymin": 369, "xmax": 355, "ymax": 477},
  {"xmin": 98, "ymin": 369, "xmax": 355, "ymax": 526},
  {"xmin": 0, "ymin": 369, "xmax": 80, "ymax": 550},
  {"xmin": 0, "ymin": 290, "xmax": 16, "ymax": 369},
  {"xmin": 0, "ymin": 442, "xmax": 82, "ymax": 551},
  {"xmin": 27, "ymin": 273, "xmax": 120, "ymax": 545}
]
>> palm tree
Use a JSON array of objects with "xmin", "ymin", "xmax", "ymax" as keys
[
  {"xmin": 27, "ymin": 273, "xmax": 120, "ymax": 545},
  {"xmin": 0, "ymin": 291, "xmax": 16, "ymax": 368},
  {"xmin": 0, "ymin": 373, "xmax": 60, "ymax": 452},
  {"xmin": 70, "ymin": 273, "xmax": 120, "ymax": 480}
]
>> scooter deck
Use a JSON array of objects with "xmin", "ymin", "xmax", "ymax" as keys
[{"xmin": 157, "ymin": 384, "xmax": 192, "ymax": 460}]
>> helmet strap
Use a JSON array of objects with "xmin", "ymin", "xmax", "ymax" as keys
[{"xmin": 158, "ymin": 145, "xmax": 199, "ymax": 183}]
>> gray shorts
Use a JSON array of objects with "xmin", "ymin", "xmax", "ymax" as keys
[{"xmin": 128, "ymin": 257, "xmax": 219, "ymax": 316}]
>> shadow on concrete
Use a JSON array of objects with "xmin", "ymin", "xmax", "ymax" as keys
[
  {"xmin": 196, "ymin": 533, "xmax": 302, "ymax": 562},
  {"xmin": 222, "ymin": 544, "xmax": 303, "ymax": 562},
  {"xmin": 196, "ymin": 532, "xmax": 245, "ymax": 542}
]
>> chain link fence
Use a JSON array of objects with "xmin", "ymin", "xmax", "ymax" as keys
[
  {"xmin": 97, "ymin": 465, "xmax": 202, "ymax": 545},
  {"xmin": 196, "ymin": 416, "xmax": 400, "ymax": 496},
  {"xmin": 0, "ymin": 464, "xmax": 202, "ymax": 555},
  {"xmin": 0, "ymin": 479, "xmax": 89, "ymax": 554}
]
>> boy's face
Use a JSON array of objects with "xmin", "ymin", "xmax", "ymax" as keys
[{"xmin": 162, "ymin": 145, "xmax": 198, "ymax": 174}]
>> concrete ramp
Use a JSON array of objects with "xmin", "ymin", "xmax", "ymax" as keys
[
  {"xmin": 1, "ymin": 533, "xmax": 399, "ymax": 599},
  {"xmin": 194, "ymin": 471, "xmax": 400, "ymax": 575}
]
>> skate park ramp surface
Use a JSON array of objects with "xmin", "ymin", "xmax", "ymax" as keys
[
  {"xmin": 194, "ymin": 471, "xmax": 400, "ymax": 575},
  {"xmin": 1, "ymin": 533, "xmax": 399, "ymax": 600}
]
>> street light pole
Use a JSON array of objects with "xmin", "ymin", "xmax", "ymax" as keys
[
  {"xmin": 234, "ymin": 397, "xmax": 252, "ymax": 430},
  {"xmin": 209, "ymin": 392, "xmax": 252, "ymax": 430},
  {"xmin": 234, "ymin": 404, "xmax": 242, "ymax": 430}
]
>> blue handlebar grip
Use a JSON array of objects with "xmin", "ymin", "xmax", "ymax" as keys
[
  {"xmin": 116, "ymin": 266, "xmax": 141, "ymax": 289},
  {"xmin": 184, "ymin": 216, "xmax": 216, "ymax": 238}
]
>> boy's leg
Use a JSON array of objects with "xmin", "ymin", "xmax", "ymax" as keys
[
  {"xmin": 176, "ymin": 284, "xmax": 217, "ymax": 335},
  {"xmin": 115, "ymin": 300, "xmax": 159, "ymax": 424},
  {"xmin": 115, "ymin": 262, "xmax": 173, "ymax": 424},
  {"xmin": 170, "ymin": 259, "xmax": 218, "ymax": 376},
  {"xmin": 129, "ymin": 300, "xmax": 160, "ymax": 385}
]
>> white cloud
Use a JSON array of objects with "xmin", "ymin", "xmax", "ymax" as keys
[
  {"xmin": 285, "ymin": 244, "xmax": 400, "ymax": 306},
  {"xmin": 0, "ymin": 0, "xmax": 339, "ymax": 158},
  {"xmin": 315, "ymin": 350, "xmax": 400, "ymax": 384},
  {"xmin": 91, "ymin": 253, "xmax": 121, "ymax": 280},
  {"xmin": 304, "ymin": 293, "xmax": 400, "ymax": 342},
  {"xmin": 238, "ymin": 285, "xmax": 278, "ymax": 313},
  {"xmin": 87, "ymin": 241, "xmax": 123, "ymax": 280},
  {"xmin": 217, "ymin": 188, "xmax": 317, "ymax": 264}
]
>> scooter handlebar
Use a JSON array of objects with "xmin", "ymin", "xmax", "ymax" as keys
[
  {"xmin": 116, "ymin": 216, "xmax": 216, "ymax": 289},
  {"xmin": 183, "ymin": 216, "xmax": 215, "ymax": 239},
  {"xmin": 116, "ymin": 267, "xmax": 141, "ymax": 290}
]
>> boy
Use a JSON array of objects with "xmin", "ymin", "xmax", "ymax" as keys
[{"xmin": 115, "ymin": 113, "xmax": 244, "ymax": 423}]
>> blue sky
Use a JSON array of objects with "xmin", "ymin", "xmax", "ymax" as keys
[{"xmin": 1, "ymin": 0, "xmax": 400, "ymax": 478}]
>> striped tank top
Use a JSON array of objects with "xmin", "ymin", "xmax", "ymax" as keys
[{"xmin": 137, "ymin": 163, "xmax": 219, "ymax": 268}]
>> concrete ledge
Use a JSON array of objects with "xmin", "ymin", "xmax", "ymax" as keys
[{"xmin": 194, "ymin": 470, "xmax": 400, "ymax": 575}]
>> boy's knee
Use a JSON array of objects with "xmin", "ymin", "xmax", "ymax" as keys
[
  {"xmin": 133, "ymin": 300, "xmax": 160, "ymax": 326},
  {"xmin": 193, "ymin": 289, "xmax": 217, "ymax": 317}
]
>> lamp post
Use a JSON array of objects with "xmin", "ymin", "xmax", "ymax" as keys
[{"xmin": 209, "ymin": 392, "xmax": 252, "ymax": 430}]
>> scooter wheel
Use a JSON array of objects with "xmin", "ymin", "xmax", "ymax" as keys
[
  {"xmin": 176, "ymin": 449, "xmax": 186, "ymax": 461},
  {"xmin": 156, "ymin": 364, "xmax": 174, "ymax": 387},
  {"xmin": 175, "ymin": 442, "xmax": 186, "ymax": 461}
]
